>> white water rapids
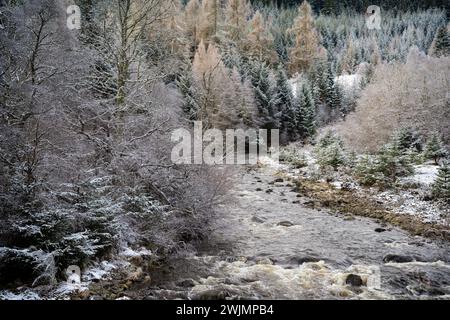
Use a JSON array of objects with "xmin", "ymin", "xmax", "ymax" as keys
[{"xmin": 147, "ymin": 161, "xmax": 450, "ymax": 300}]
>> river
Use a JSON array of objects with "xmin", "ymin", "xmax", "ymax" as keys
[{"xmin": 146, "ymin": 162, "xmax": 450, "ymax": 300}]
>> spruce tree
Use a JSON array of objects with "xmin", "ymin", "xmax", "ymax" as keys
[
  {"xmin": 248, "ymin": 61, "xmax": 277, "ymax": 123},
  {"xmin": 429, "ymin": 25, "xmax": 450, "ymax": 58},
  {"xmin": 378, "ymin": 138, "xmax": 414, "ymax": 182},
  {"xmin": 274, "ymin": 65, "xmax": 296, "ymax": 138},
  {"xmin": 394, "ymin": 127, "xmax": 423, "ymax": 153},
  {"xmin": 425, "ymin": 133, "xmax": 448, "ymax": 165},
  {"xmin": 295, "ymin": 82, "xmax": 316, "ymax": 138},
  {"xmin": 176, "ymin": 62, "xmax": 199, "ymax": 121},
  {"xmin": 432, "ymin": 162, "xmax": 450, "ymax": 204}
]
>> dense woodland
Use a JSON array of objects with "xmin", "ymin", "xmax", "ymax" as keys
[{"xmin": 0, "ymin": 0, "xmax": 448, "ymax": 292}]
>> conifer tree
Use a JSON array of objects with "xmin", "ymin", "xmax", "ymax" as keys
[
  {"xmin": 425, "ymin": 133, "xmax": 448, "ymax": 165},
  {"xmin": 378, "ymin": 138, "xmax": 414, "ymax": 182},
  {"xmin": 432, "ymin": 162, "xmax": 450, "ymax": 204},
  {"xmin": 248, "ymin": 60, "xmax": 278, "ymax": 126},
  {"xmin": 340, "ymin": 38, "xmax": 357, "ymax": 74},
  {"xmin": 394, "ymin": 127, "xmax": 423, "ymax": 153},
  {"xmin": 274, "ymin": 65, "xmax": 296, "ymax": 138},
  {"xmin": 246, "ymin": 11, "xmax": 277, "ymax": 65},
  {"xmin": 287, "ymin": 1, "xmax": 320, "ymax": 75},
  {"xmin": 321, "ymin": 0, "xmax": 338, "ymax": 15},
  {"xmin": 198, "ymin": 0, "xmax": 219, "ymax": 44},
  {"xmin": 295, "ymin": 82, "xmax": 316, "ymax": 138},
  {"xmin": 185, "ymin": 0, "xmax": 201, "ymax": 53},
  {"xmin": 177, "ymin": 61, "xmax": 199, "ymax": 121},
  {"xmin": 224, "ymin": 0, "xmax": 251, "ymax": 44},
  {"xmin": 429, "ymin": 25, "xmax": 450, "ymax": 57}
]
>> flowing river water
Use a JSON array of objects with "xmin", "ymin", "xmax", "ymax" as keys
[{"xmin": 146, "ymin": 162, "xmax": 450, "ymax": 300}]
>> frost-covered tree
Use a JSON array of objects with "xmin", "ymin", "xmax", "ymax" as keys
[
  {"xmin": 335, "ymin": 47, "xmax": 450, "ymax": 152},
  {"xmin": 287, "ymin": 1, "xmax": 320, "ymax": 74},
  {"xmin": 246, "ymin": 10, "xmax": 278, "ymax": 65},
  {"xmin": 177, "ymin": 61, "xmax": 199, "ymax": 121},
  {"xmin": 394, "ymin": 127, "xmax": 423, "ymax": 153},
  {"xmin": 377, "ymin": 138, "xmax": 414, "ymax": 182},
  {"xmin": 185, "ymin": 0, "xmax": 201, "ymax": 53},
  {"xmin": 274, "ymin": 65, "xmax": 296, "ymax": 138},
  {"xmin": 295, "ymin": 82, "xmax": 316, "ymax": 138},
  {"xmin": 224, "ymin": 0, "xmax": 251, "ymax": 44},
  {"xmin": 192, "ymin": 40, "xmax": 257, "ymax": 128},
  {"xmin": 315, "ymin": 132, "xmax": 346, "ymax": 170},
  {"xmin": 432, "ymin": 162, "xmax": 450, "ymax": 204},
  {"xmin": 340, "ymin": 38, "xmax": 357, "ymax": 75},
  {"xmin": 429, "ymin": 25, "xmax": 450, "ymax": 57},
  {"xmin": 248, "ymin": 60, "xmax": 278, "ymax": 126},
  {"xmin": 198, "ymin": 0, "xmax": 219, "ymax": 44},
  {"xmin": 424, "ymin": 133, "xmax": 448, "ymax": 165}
]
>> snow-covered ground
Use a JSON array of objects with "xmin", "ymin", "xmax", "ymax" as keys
[
  {"xmin": 402, "ymin": 164, "xmax": 439, "ymax": 186},
  {"xmin": 0, "ymin": 246, "xmax": 153, "ymax": 300},
  {"xmin": 272, "ymin": 146, "xmax": 448, "ymax": 227}
]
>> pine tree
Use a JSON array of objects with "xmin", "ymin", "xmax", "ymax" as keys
[
  {"xmin": 274, "ymin": 65, "xmax": 296, "ymax": 138},
  {"xmin": 429, "ymin": 25, "xmax": 450, "ymax": 58},
  {"xmin": 295, "ymin": 82, "xmax": 316, "ymax": 138},
  {"xmin": 287, "ymin": 1, "xmax": 320, "ymax": 75},
  {"xmin": 432, "ymin": 162, "xmax": 450, "ymax": 204},
  {"xmin": 424, "ymin": 133, "xmax": 448, "ymax": 165}
]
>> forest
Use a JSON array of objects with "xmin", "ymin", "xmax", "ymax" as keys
[{"xmin": 0, "ymin": 0, "xmax": 449, "ymax": 300}]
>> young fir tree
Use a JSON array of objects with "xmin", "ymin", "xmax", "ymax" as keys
[
  {"xmin": 315, "ymin": 131, "xmax": 346, "ymax": 171},
  {"xmin": 287, "ymin": 1, "xmax": 320, "ymax": 75},
  {"xmin": 274, "ymin": 65, "xmax": 296, "ymax": 138},
  {"xmin": 432, "ymin": 162, "xmax": 450, "ymax": 204},
  {"xmin": 429, "ymin": 25, "xmax": 450, "ymax": 58},
  {"xmin": 394, "ymin": 127, "xmax": 423, "ymax": 153},
  {"xmin": 424, "ymin": 133, "xmax": 448, "ymax": 165},
  {"xmin": 295, "ymin": 82, "xmax": 316, "ymax": 138},
  {"xmin": 377, "ymin": 138, "xmax": 414, "ymax": 183}
]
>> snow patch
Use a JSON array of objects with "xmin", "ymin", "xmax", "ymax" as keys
[
  {"xmin": 0, "ymin": 290, "xmax": 41, "ymax": 300},
  {"xmin": 402, "ymin": 164, "xmax": 438, "ymax": 186},
  {"xmin": 335, "ymin": 74, "xmax": 362, "ymax": 92}
]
